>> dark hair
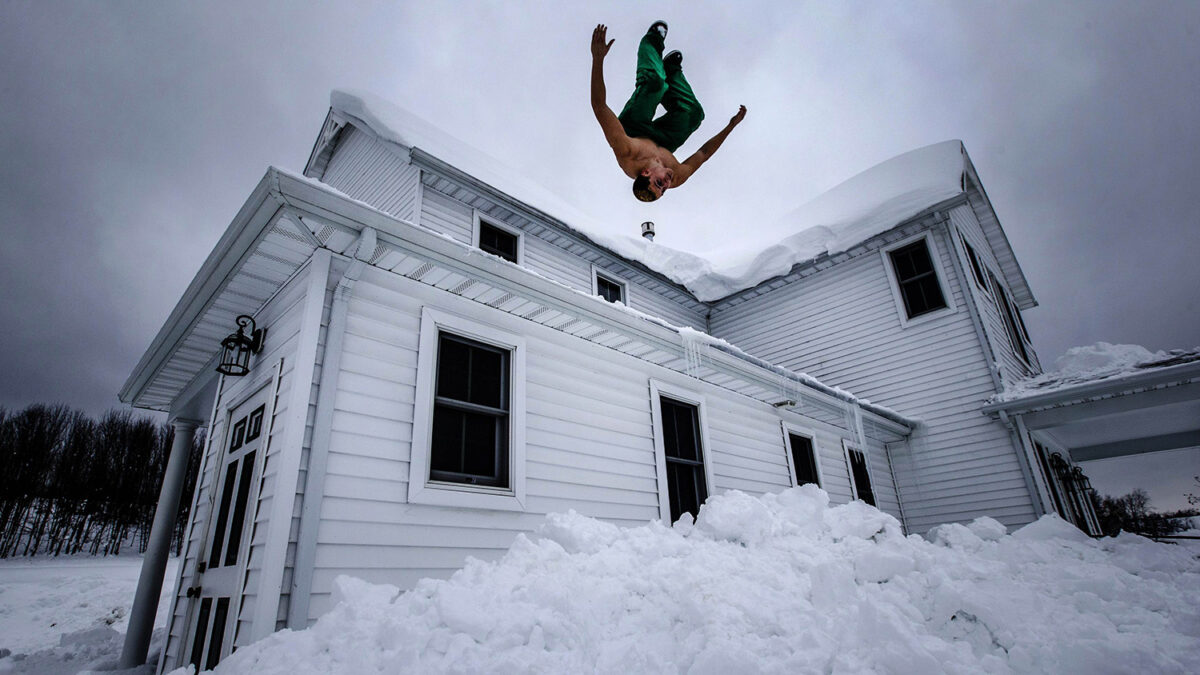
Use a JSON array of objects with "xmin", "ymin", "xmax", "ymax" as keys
[{"xmin": 633, "ymin": 175, "xmax": 659, "ymax": 202}]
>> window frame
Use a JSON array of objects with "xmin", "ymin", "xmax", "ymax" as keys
[
  {"xmin": 842, "ymin": 439, "xmax": 877, "ymax": 506},
  {"xmin": 409, "ymin": 306, "xmax": 526, "ymax": 511},
  {"xmin": 472, "ymin": 211, "xmax": 523, "ymax": 264},
  {"xmin": 879, "ymin": 232, "xmax": 957, "ymax": 327},
  {"xmin": 780, "ymin": 422, "xmax": 823, "ymax": 488},
  {"xmin": 957, "ymin": 230, "xmax": 992, "ymax": 295},
  {"xmin": 591, "ymin": 265, "xmax": 629, "ymax": 305},
  {"xmin": 648, "ymin": 379, "xmax": 717, "ymax": 524},
  {"xmin": 988, "ymin": 269, "xmax": 1034, "ymax": 367}
]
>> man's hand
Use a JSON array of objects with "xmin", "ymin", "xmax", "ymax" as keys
[
  {"xmin": 730, "ymin": 105, "xmax": 747, "ymax": 127},
  {"xmin": 591, "ymin": 24, "xmax": 614, "ymax": 61}
]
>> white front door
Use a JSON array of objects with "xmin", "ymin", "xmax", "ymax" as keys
[{"xmin": 185, "ymin": 388, "xmax": 268, "ymax": 672}]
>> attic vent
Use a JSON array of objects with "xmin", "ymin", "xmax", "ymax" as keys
[
  {"xmin": 449, "ymin": 279, "xmax": 477, "ymax": 295},
  {"xmin": 272, "ymin": 224, "xmax": 313, "ymax": 246},
  {"xmin": 410, "ymin": 262, "xmax": 436, "ymax": 280},
  {"xmin": 316, "ymin": 224, "xmax": 336, "ymax": 244},
  {"xmin": 367, "ymin": 243, "xmax": 388, "ymax": 265},
  {"xmin": 487, "ymin": 292, "xmax": 515, "ymax": 308},
  {"xmin": 557, "ymin": 317, "xmax": 582, "ymax": 332},
  {"xmin": 523, "ymin": 306, "xmax": 551, "ymax": 321}
]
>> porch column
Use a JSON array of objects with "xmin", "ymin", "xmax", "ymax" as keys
[{"xmin": 120, "ymin": 418, "xmax": 200, "ymax": 668}]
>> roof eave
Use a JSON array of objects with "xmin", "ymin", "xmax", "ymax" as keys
[
  {"xmin": 960, "ymin": 148, "xmax": 1037, "ymax": 310},
  {"xmin": 982, "ymin": 359, "xmax": 1200, "ymax": 416}
]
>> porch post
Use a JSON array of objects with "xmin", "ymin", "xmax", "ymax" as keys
[{"xmin": 119, "ymin": 418, "xmax": 200, "ymax": 668}]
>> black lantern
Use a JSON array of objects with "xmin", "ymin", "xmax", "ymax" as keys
[{"xmin": 216, "ymin": 315, "xmax": 265, "ymax": 376}]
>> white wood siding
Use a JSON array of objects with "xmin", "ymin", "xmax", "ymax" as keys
[
  {"xmin": 709, "ymin": 224, "xmax": 1036, "ymax": 532},
  {"xmin": 321, "ymin": 127, "xmax": 422, "ymax": 223},
  {"xmin": 295, "ymin": 263, "xmax": 870, "ymax": 624},
  {"xmin": 161, "ymin": 259, "xmax": 319, "ymax": 669}
]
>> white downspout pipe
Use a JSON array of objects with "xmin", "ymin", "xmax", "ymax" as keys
[{"xmin": 120, "ymin": 418, "xmax": 200, "ymax": 668}]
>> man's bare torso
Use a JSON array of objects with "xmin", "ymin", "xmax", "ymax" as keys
[{"xmin": 615, "ymin": 137, "xmax": 681, "ymax": 180}]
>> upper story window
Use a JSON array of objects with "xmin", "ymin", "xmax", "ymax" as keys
[
  {"xmin": 959, "ymin": 232, "xmax": 990, "ymax": 293},
  {"xmin": 988, "ymin": 270, "xmax": 1032, "ymax": 366},
  {"xmin": 887, "ymin": 239, "xmax": 949, "ymax": 320},
  {"xmin": 475, "ymin": 216, "xmax": 520, "ymax": 264},
  {"xmin": 592, "ymin": 267, "xmax": 628, "ymax": 304}
]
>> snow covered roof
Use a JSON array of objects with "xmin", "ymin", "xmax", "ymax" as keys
[
  {"xmin": 323, "ymin": 90, "xmax": 974, "ymax": 303},
  {"xmin": 993, "ymin": 343, "xmax": 1200, "ymax": 405}
]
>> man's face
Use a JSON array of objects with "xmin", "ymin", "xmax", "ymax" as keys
[{"xmin": 645, "ymin": 166, "xmax": 674, "ymax": 198}]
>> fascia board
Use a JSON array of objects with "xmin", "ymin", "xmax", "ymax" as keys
[
  {"xmin": 119, "ymin": 171, "xmax": 286, "ymax": 405},
  {"xmin": 271, "ymin": 171, "xmax": 917, "ymax": 434},
  {"xmin": 982, "ymin": 360, "xmax": 1200, "ymax": 416}
]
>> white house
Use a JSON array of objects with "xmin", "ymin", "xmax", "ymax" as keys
[{"xmin": 118, "ymin": 91, "xmax": 1105, "ymax": 672}]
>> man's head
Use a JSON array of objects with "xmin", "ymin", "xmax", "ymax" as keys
[{"xmin": 633, "ymin": 165, "xmax": 674, "ymax": 202}]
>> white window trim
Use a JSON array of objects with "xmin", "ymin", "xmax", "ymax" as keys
[
  {"xmin": 590, "ymin": 264, "xmax": 629, "ymax": 305},
  {"xmin": 841, "ymin": 439, "xmax": 877, "ymax": 504},
  {"xmin": 879, "ymin": 231, "xmax": 957, "ymax": 328},
  {"xmin": 408, "ymin": 306, "xmax": 527, "ymax": 511},
  {"xmin": 472, "ymin": 210, "xmax": 524, "ymax": 264},
  {"xmin": 780, "ymin": 422, "xmax": 823, "ymax": 488},
  {"xmin": 648, "ymin": 379, "xmax": 718, "ymax": 524}
]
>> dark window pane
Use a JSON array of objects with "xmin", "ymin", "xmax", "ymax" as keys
[
  {"xmin": 890, "ymin": 240, "xmax": 947, "ymax": 318},
  {"xmin": 479, "ymin": 222, "xmax": 518, "ymax": 262},
  {"xmin": 205, "ymin": 597, "xmax": 230, "ymax": 671},
  {"xmin": 848, "ymin": 448, "xmax": 876, "ymax": 506},
  {"xmin": 224, "ymin": 450, "xmax": 256, "ymax": 567},
  {"xmin": 789, "ymin": 434, "xmax": 819, "ymax": 486},
  {"xmin": 597, "ymin": 275, "xmax": 623, "ymax": 303},
  {"xmin": 230, "ymin": 419, "xmax": 246, "ymax": 451},
  {"xmin": 189, "ymin": 597, "xmax": 213, "ymax": 673},
  {"xmin": 660, "ymin": 397, "xmax": 708, "ymax": 522},
  {"xmin": 246, "ymin": 405, "xmax": 265, "ymax": 442},
  {"xmin": 208, "ymin": 461, "xmax": 238, "ymax": 568},
  {"xmin": 437, "ymin": 335, "xmax": 508, "ymax": 409},
  {"xmin": 429, "ymin": 332, "xmax": 511, "ymax": 488}
]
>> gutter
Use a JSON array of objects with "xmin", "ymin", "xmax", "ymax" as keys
[{"xmin": 982, "ymin": 360, "xmax": 1200, "ymax": 417}]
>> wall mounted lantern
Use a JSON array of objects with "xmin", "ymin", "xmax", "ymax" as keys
[{"xmin": 216, "ymin": 315, "xmax": 265, "ymax": 377}]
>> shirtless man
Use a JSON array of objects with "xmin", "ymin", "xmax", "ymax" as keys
[{"xmin": 591, "ymin": 22, "xmax": 747, "ymax": 202}]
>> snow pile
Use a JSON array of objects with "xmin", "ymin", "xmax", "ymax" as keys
[
  {"xmin": 330, "ymin": 91, "xmax": 965, "ymax": 302},
  {"xmin": 199, "ymin": 487, "xmax": 1199, "ymax": 674},
  {"xmin": 999, "ymin": 342, "xmax": 1200, "ymax": 401},
  {"xmin": 0, "ymin": 555, "xmax": 178, "ymax": 674}
]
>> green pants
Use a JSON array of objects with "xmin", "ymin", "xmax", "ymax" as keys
[{"xmin": 617, "ymin": 31, "xmax": 705, "ymax": 153}]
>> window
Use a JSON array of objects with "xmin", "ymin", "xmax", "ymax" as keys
[
  {"xmin": 659, "ymin": 396, "xmax": 709, "ymax": 523},
  {"xmin": 958, "ymin": 232, "xmax": 990, "ymax": 293},
  {"xmin": 887, "ymin": 239, "xmax": 948, "ymax": 319},
  {"xmin": 430, "ymin": 333, "xmax": 510, "ymax": 487},
  {"xmin": 409, "ymin": 307, "xmax": 526, "ymax": 510},
  {"xmin": 476, "ymin": 218, "xmax": 519, "ymax": 263},
  {"xmin": 786, "ymin": 431, "xmax": 821, "ymax": 487},
  {"xmin": 989, "ymin": 270, "xmax": 1032, "ymax": 365},
  {"xmin": 592, "ymin": 267, "xmax": 627, "ymax": 304},
  {"xmin": 844, "ymin": 443, "xmax": 876, "ymax": 506}
]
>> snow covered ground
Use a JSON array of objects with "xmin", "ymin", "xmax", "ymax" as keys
[
  {"xmin": 192, "ymin": 487, "xmax": 1198, "ymax": 675},
  {"xmin": 0, "ymin": 555, "xmax": 178, "ymax": 675}
]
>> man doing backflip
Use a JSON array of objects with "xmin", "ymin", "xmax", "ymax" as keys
[{"xmin": 591, "ymin": 21, "xmax": 747, "ymax": 202}]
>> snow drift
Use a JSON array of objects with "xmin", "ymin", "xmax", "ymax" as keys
[{"xmin": 192, "ymin": 487, "xmax": 1199, "ymax": 674}]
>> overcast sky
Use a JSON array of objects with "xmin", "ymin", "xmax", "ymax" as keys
[{"xmin": 1, "ymin": 1, "xmax": 1196, "ymax": 509}]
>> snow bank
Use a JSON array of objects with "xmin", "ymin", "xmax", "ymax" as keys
[
  {"xmin": 998, "ymin": 342, "xmax": 1200, "ymax": 401},
  {"xmin": 330, "ymin": 91, "xmax": 966, "ymax": 302},
  {"xmin": 199, "ymin": 487, "xmax": 1199, "ymax": 674}
]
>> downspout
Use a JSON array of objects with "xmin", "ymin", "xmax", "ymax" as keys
[
  {"xmin": 287, "ymin": 227, "xmax": 377, "ymax": 628},
  {"xmin": 937, "ymin": 217, "xmax": 1045, "ymax": 517}
]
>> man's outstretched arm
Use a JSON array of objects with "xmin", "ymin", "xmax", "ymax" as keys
[
  {"xmin": 591, "ymin": 24, "xmax": 631, "ymax": 158},
  {"xmin": 676, "ymin": 105, "xmax": 747, "ymax": 184}
]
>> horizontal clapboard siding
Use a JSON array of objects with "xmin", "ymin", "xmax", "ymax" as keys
[
  {"xmin": 162, "ymin": 260, "xmax": 318, "ymax": 669},
  {"xmin": 709, "ymin": 225, "xmax": 1036, "ymax": 532},
  {"xmin": 321, "ymin": 127, "xmax": 422, "ymax": 223},
  {"xmin": 297, "ymin": 264, "xmax": 848, "ymax": 623}
]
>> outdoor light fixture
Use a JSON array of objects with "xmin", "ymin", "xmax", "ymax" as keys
[{"xmin": 215, "ymin": 315, "xmax": 265, "ymax": 377}]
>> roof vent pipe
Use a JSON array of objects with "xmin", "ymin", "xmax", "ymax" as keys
[{"xmin": 641, "ymin": 221, "xmax": 655, "ymax": 241}]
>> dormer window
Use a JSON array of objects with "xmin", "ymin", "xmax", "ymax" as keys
[
  {"xmin": 592, "ymin": 268, "xmax": 627, "ymax": 304},
  {"xmin": 475, "ymin": 215, "xmax": 520, "ymax": 264}
]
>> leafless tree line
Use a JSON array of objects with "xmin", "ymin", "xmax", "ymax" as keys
[{"xmin": 0, "ymin": 404, "xmax": 202, "ymax": 557}]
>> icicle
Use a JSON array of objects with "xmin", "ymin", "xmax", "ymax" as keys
[
  {"xmin": 776, "ymin": 371, "xmax": 802, "ymax": 412},
  {"xmin": 680, "ymin": 329, "xmax": 708, "ymax": 379}
]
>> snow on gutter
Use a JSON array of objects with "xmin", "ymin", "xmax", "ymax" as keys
[{"xmin": 982, "ymin": 357, "xmax": 1200, "ymax": 416}]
